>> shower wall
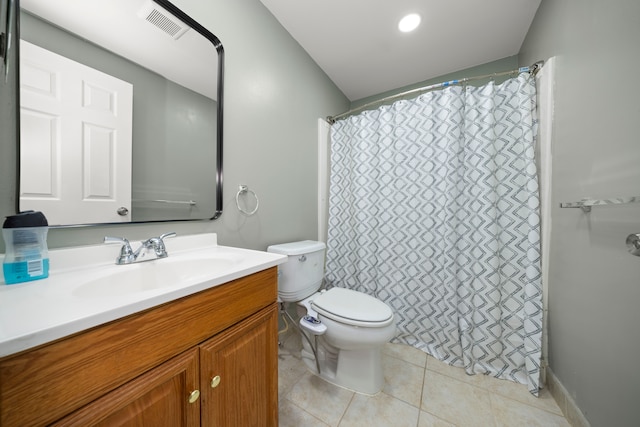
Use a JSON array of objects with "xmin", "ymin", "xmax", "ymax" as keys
[{"xmin": 519, "ymin": 0, "xmax": 640, "ymax": 425}]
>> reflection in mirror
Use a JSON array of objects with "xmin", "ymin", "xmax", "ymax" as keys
[{"xmin": 17, "ymin": 0, "xmax": 223, "ymax": 226}]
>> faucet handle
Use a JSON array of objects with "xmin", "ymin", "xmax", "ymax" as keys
[
  {"xmin": 104, "ymin": 236, "xmax": 135, "ymax": 264},
  {"xmin": 159, "ymin": 232, "xmax": 177, "ymax": 241},
  {"xmin": 104, "ymin": 236, "xmax": 132, "ymax": 252},
  {"xmin": 148, "ymin": 232, "xmax": 177, "ymax": 258}
]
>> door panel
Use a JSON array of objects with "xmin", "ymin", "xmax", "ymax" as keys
[
  {"xmin": 200, "ymin": 304, "xmax": 278, "ymax": 427},
  {"xmin": 53, "ymin": 348, "xmax": 200, "ymax": 427},
  {"xmin": 19, "ymin": 40, "xmax": 132, "ymax": 224}
]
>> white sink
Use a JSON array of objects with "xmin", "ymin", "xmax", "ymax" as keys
[
  {"xmin": 73, "ymin": 254, "xmax": 240, "ymax": 298},
  {"xmin": 0, "ymin": 233, "xmax": 287, "ymax": 357}
]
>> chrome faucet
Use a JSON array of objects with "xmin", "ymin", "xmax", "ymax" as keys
[{"xmin": 104, "ymin": 232, "xmax": 177, "ymax": 265}]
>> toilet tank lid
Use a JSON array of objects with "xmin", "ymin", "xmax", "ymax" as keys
[{"xmin": 267, "ymin": 240, "xmax": 326, "ymax": 255}]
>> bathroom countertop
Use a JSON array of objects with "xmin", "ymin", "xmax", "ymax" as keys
[{"xmin": 0, "ymin": 233, "xmax": 286, "ymax": 357}]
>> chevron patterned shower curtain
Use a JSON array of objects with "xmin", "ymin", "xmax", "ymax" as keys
[{"xmin": 325, "ymin": 73, "xmax": 543, "ymax": 395}]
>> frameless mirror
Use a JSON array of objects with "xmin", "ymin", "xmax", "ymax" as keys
[{"xmin": 17, "ymin": 0, "xmax": 223, "ymax": 226}]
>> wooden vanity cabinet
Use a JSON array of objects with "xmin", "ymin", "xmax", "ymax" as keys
[
  {"xmin": 53, "ymin": 347, "xmax": 201, "ymax": 427},
  {"xmin": 0, "ymin": 267, "xmax": 279, "ymax": 427},
  {"xmin": 200, "ymin": 303, "xmax": 278, "ymax": 426}
]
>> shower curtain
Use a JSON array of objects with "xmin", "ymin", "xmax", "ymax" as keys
[{"xmin": 325, "ymin": 73, "xmax": 543, "ymax": 395}]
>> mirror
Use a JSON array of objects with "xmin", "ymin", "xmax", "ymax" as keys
[{"xmin": 16, "ymin": 0, "xmax": 223, "ymax": 226}]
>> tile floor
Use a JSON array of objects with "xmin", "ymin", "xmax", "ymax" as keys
[{"xmin": 277, "ymin": 329, "xmax": 571, "ymax": 427}]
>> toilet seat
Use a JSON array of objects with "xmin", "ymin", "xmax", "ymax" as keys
[{"xmin": 311, "ymin": 288, "xmax": 394, "ymax": 328}]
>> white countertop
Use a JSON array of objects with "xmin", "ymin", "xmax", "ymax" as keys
[{"xmin": 0, "ymin": 233, "xmax": 286, "ymax": 357}]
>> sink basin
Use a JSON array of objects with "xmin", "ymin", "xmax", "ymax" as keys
[
  {"xmin": 73, "ymin": 255, "xmax": 238, "ymax": 298},
  {"xmin": 0, "ymin": 233, "xmax": 289, "ymax": 358}
]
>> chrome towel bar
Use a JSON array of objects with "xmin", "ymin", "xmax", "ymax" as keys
[
  {"xmin": 133, "ymin": 199, "xmax": 196, "ymax": 206},
  {"xmin": 560, "ymin": 195, "xmax": 640, "ymax": 213}
]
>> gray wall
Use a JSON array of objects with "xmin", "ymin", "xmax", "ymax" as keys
[
  {"xmin": 175, "ymin": 0, "xmax": 349, "ymax": 249},
  {"xmin": 519, "ymin": 0, "xmax": 640, "ymax": 425},
  {"xmin": 351, "ymin": 55, "xmax": 518, "ymax": 109},
  {"xmin": 0, "ymin": 0, "xmax": 348, "ymax": 250}
]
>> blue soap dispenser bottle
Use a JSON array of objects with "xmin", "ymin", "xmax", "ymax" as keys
[{"xmin": 2, "ymin": 211, "xmax": 50, "ymax": 284}]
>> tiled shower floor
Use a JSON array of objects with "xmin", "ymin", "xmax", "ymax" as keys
[{"xmin": 277, "ymin": 329, "xmax": 570, "ymax": 427}]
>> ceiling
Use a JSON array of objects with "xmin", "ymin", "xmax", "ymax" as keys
[
  {"xmin": 21, "ymin": 0, "xmax": 218, "ymax": 99},
  {"xmin": 259, "ymin": 0, "xmax": 542, "ymax": 101}
]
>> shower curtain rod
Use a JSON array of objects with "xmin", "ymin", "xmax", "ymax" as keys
[{"xmin": 327, "ymin": 60, "xmax": 544, "ymax": 124}]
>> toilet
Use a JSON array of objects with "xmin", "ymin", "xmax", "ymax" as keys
[{"xmin": 267, "ymin": 240, "xmax": 396, "ymax": 395}]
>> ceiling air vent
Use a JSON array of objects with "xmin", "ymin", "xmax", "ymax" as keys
[{"xmin": 138, "ymin": 1, "xmax": 189, "ymax": 40}]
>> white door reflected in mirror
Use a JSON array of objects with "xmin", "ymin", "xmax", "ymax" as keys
[{"xmin": 19, "ymin": 41, "xmax": 133, "ymax": 225}]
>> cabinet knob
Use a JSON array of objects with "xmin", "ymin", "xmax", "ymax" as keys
[
  {"xmin": 211, "ymin": 375, "xmax": 221, "ymax": 388},
  {"xmin": 188, "ymin": 389, "xmax": 200, "ymax": 403}
]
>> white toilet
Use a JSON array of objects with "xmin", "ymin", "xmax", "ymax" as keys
[{"xmin": 267, "ymin": 240, "xmax": 396, "ymax": 395}]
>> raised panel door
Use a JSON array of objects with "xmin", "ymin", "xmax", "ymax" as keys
[
  {"xmin": 19, "ymin": 40, "xmax": 133, "ymax": 224},
  {"xmin": 200, "ymin": 304, "xmax": 278, "ymax": 427},
  {"xmin": 53, "ymin": 348, "xmax": 200, "ymax": 427}
]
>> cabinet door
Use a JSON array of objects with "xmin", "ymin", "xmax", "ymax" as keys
[
  {"xmin": 53, "ymin": 348, "xmax": 200, "ymax": 427},
  {"xmin": 200, "ymin": 304, "xmax": 278, "ymax": 427}
]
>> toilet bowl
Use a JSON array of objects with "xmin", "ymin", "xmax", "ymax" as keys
[{"xmin": 267, "ymin": 241, "xmax": 396, "ymax": 395}]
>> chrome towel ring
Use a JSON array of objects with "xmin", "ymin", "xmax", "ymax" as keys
[{"xmin": 235, "ymin": 185, "xmax": 259, "ymax": 216}]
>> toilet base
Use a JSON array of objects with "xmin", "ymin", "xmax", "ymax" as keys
[{"xmin": 301, "ymin": 335, "xmax": 384, "ymax": 395}]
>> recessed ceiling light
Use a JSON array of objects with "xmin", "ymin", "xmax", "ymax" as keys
[{"xmin": 398, "ymin": 13, "xmax": 421, "ymax": 33}]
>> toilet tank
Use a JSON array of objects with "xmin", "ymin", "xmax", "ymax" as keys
[{"xmin": 267, "ymin": 241, "xmax": 326, "ymax": 302}]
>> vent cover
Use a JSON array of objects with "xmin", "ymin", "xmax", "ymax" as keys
[{"xmin": 138, "ymin": 1, "xmax": 189, "ymax": 40}]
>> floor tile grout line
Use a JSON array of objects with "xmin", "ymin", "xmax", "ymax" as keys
[
  {"xmin": 489, "ymin": 390, "xmax": 568, "ymax": 419},
  {"xmin": 279, "ymin": 341, "xmax": 569, "ymax": 426},
  {"xmin": 423, "ymin": 357, "xmax": 552, "ymax": 407},
  {"xmin": 379, "ymin": 351, "xmax": 428, "ymax": 410},
  {"xmin": 283, "ymin": 396, "xmax": 332, "ymax": 427},
  {"xmin": 418, "ymin": 356, "xmax": 427, "ymax": 412},
  {"xmin": 424, "ymin": 366, "xmax": 566, "ymax": 424},
  {"xmin": 336, "ymin": 392, "xmax": 357, "ymax": 427},
  {"xmin": 382, "ymin": 347, "xmax": 429, "ymax": 369},
  {"xmin": 487, "ymin": 390, "xmax": 500, "ymax": 427},
  {"xmin": 277, "ymin": 352, "xmax": 306, "ymax": 399},
  {"xmin": 419, "ymin": 363, "xmax": 461, "ymax": 427},
  {"xmin": 417, "ymin": 350, "xmax": 567, "ymax": 424}
]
